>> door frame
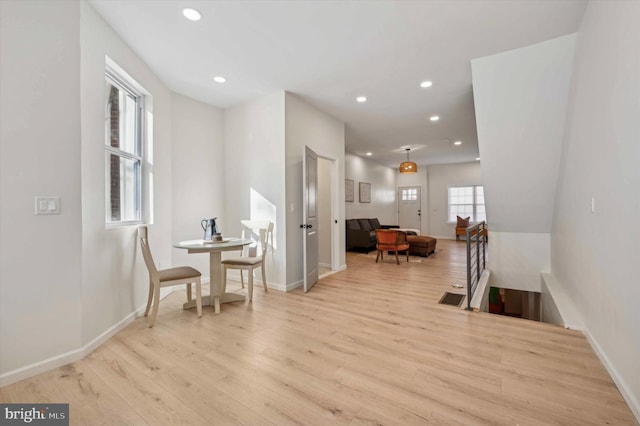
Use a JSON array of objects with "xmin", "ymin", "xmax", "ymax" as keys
[
  {"xmin": 303, "ymin": 146, "xmax": 318, "ymax": 292},
  {"xmin": 314, "ymin": 150, "xmax": 340, "ymax": 273}
]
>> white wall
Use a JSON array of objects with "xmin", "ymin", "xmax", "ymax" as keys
[
  {"xmin": 79, "ymin": 2, "xmax": 173, "ymax": 343},
  {"xmin": 0, "ymin": 0, "xmax": 186, "ymax": 384},
  {"xmin": 471, "ymin": 34, "xmax": 576, "ymax": 234},
  {"xmin": 470, "ymin": 34, "xmax": 576, "ymax": 298},
  {"xmin": 171, "ymin": 93, "xmax": 225, "ymax": 278},
  {"xmin": 397, "ymin": 168, "xmax": 428, "ymax": 234},
  {"xmin": 0, "ymin": 0, "xmax": 83, "ymax": 374},
  {"xmin": 317, "ymin": 158, "xmax": 332, "ymax": 267},
  {"xmin": 488, "ymin": 232, "xmax": 549, "ymax": 293},
  {"xmin": 551, "ymin": 1, "xmax": 640, "ymax": 418},
  {"xmin": 224, "ymin": 92, "xmax": 286, "ymax": 289},
  {"xmin": 426, "ymin": 162, "xmax": 482, "ymax": 239},
  {"xmin": 345, "ymin": 152, "xmax": 396, "ymax": 225},
  {"xmin": 285, "ymin": 93, "xmax": 345, "ymax": 288}
]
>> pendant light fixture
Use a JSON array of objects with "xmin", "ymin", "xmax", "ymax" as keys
[{"xmin": 399, "ymin": 148, "xmax": 417, "ymax": 174}]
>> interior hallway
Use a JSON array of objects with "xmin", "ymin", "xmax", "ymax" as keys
[{"xmin": 0, "ymin": 240, "xmax": 634, "ymax": 424}]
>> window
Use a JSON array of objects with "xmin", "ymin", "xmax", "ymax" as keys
[
  {"xmin": 448, "ymin": 185, "xmax": 486, "ymax": 222},
  {"xmin": 105, "ymin": 70, "xmax": 143, "ymax": 225},
  {"xmin": 401, "ymin": 188, "xmax": 418, "ymax": 201}
]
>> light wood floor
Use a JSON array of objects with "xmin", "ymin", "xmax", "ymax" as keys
[{"xmin": 1, "ymin": 240, "xmax": 636, "ymax": 425}]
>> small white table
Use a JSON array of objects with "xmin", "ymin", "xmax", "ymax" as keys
[{"xmin": 174, "ymin": 238, "xmax": 251, "ymax": 312}]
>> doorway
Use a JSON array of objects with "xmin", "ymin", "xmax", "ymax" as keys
[
  {"xmin": 317, "ymin": 157, "xmax": 333, "ymax": 276},
  {"xmin": 398, "ymin": 186, "xmax": 422, "ymax": 231},
  {"xmin": 303, "ymin": 148, "xmax": 339, "ymax": 292}
]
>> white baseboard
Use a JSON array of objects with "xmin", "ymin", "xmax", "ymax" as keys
[
  {"xmin": 223, "ymin": 275, "xmax": 286, "ymax": 293},
  {"xmin": 0, "ymin": 287, "xmax": 180, "ymax": 388},
  {"xmin": 0, "ymin": 313, "xmax": 138, "ymax": 388},
  {"xmin": 286, "ymin": 280, "xmax": 303, "ymax": 291},
  {"xmin": 0, "ymin": 347, "xmax": 84, "ymax": 388},
  {"xmin": 541, "ymin": 273, "xmax": 638, "ymax": 423},
  {"xmin": 319, "ymin": 262, "xmax": 332, "ymax": 269},
  {"xmin": 582, "ymin": 327, "xmax": 640, "ymax": 423},
  {"xmin": 432, "ymin": 235, "xmax": 456, "ymax": 240}
]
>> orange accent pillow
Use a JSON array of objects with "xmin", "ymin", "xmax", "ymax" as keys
[{"xmin": 456, "ymin": 216, "xmax": 470, "ymax": 227}]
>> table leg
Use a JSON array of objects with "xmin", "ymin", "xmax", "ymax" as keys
[{"xmin": 183, "ymin": 250, "xmax": 245, "ymax": 310}]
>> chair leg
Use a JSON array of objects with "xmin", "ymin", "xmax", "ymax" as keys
[
  {"xmin": 195, "ymin": 280, "xmax": 202, "ymax": 318},
  {"xmin": 240, "ymin": 270, "xmax": 245, "ymax": 289},
  {"xmin": 144, "ymin": 279, "xmax": 153, "ymax": 316},
  {"xmin": 261, "ymin": 265, "xmax": 268, "ymax": 291},
  {"xmin": 395, "ymin": 250, "xmax": 400, "ymax": 265},
  {"xmin": 248, "ymin": 268, "xmax": 254, "ymax": 302},
  {"xmin": 186, "ymin": 282, "xmax": 192, "ymax": 302},
  {"xmin": 375, "ymin": 250, "xmax": 381, "ymax": 263},
  {"xmin": 213, "ymin": 295, "xmax": 220, "ymax": 314},
  {"xmin": 148, "ymin": 283, "xmax": 161, "ymax": 327},
  {"xmin": 406, "ymin": 249, "xmax": 409, "ymax": 262}
]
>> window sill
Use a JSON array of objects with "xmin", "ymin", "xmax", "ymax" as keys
[{"xmin": 106, "ymin": 220, "xmax": 144, "ymax": 229}]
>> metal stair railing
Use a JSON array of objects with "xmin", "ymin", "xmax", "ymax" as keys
[{"xmin": 465, "ymin": 221, "xmax": 487, "ymax": 310}]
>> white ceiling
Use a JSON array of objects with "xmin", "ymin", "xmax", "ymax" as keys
[{"xmin": 90, "ymin": 0, "xmax": 586, "ymax": 168}]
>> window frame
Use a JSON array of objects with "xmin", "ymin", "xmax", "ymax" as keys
[
  {"xmin": 447, "ymin": 185, "xmax": 486, "ymax": 224},
  {"xmin": 105, "ymin": 68, "xmax": 145, "ymax": 228},
  {"xmin": 400, "ymin": 187, "xmax": 418, "ymax": 201}
]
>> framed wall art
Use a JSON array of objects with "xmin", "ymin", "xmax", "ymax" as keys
[
  {"xmin": 345, "ymin": 179, "xmax": 354, "ymax": 202},
  {"xmin": 359, "ymin": 182, "xmax": 371, "ymax": 203}
]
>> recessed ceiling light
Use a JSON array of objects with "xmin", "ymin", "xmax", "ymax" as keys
[
  {"xmin": 420, "ymin": 81, "xmax": 433, "ymax": 88},
  {"xmin": 182, "ymin": 8, "xmax": 202, "ymax": 21},
  {"xmin": 454, "ymin": 141, "xmax": 462, "ymax": 145},
  {"xmin": 366, "ymin": 152, "xmax": 372, "ymax": 156},
  {"xmin": 213, "ymin": 76, "xmax": 226, "ymax": 83},
  {"xmin": 476, "ymin": 157, "xmax": 481, "ymax": 161},
  {"xmin": 430, "ymin": 115, "xmax": 440, "ymax": 121},
  {"xmin": 356, "ymin": 96, "xmax": 367, "ymax": 103}
]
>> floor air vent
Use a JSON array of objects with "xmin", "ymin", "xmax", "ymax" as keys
[{"xmin": 438, "ymin": 292, "xmax": 465, "ymax": 307}]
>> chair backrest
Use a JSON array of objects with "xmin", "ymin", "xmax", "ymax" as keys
[
  {"xmin": 375, "ymin": 229, "xmax": 406, "ymax": 245},
  {"xmin": 137, "ymin": 226, "xmax": 158, "ymax": 278},
  {"xmin": 376, "ymin": 229, "xmax": 396, "ymax": 245},
  {"xmin": 240, "ymin": 220, "xmax": 274, "ymax": 260}
]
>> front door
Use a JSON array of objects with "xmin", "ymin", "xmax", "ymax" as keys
[
  {"xmin": 398, "ymin": 186, "xmax": 421, "ymax": 231},
  {"xmin": 302, "ymin": 146, "xmax": 319, "ymax": 292}
]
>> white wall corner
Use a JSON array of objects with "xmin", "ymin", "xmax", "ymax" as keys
[
  {"xmin": 286, "ymin": 280, "xmax": 304, "ymax": 292},
  {"xmin": 540, "ymin": 272, "xmax": 583, "ymax": 330}
]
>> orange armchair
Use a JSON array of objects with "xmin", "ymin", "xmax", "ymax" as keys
[{"xmin": 375, "ymin": 230, "xmax": 410, "ymax": 265}]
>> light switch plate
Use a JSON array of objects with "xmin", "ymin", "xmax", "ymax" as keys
[{"xmin": 35, "ymin": 196, "xmax": 60, "ymax": 215}]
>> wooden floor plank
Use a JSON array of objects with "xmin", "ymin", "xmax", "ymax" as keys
[{"xmin": 0, "ymin": 240, "xmax": 636, "ymax": 425}]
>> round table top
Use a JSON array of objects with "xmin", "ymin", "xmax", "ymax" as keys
[{"xmin": 174, "ymin": 238, "xmax": 252, "ymax": 250}]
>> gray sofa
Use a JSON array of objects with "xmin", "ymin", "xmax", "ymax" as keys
[{"xmin": 346, "ymin": 218, "xmax": 398, "ymax": 251}]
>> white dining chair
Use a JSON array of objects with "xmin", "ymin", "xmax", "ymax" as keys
[
  {"xmin": 138, "ymin": 226, "xmax": 203, "ymax": 327},
  {"xmin": 221, "ymin": 221, "xmax": 273, "ymax": 302}
]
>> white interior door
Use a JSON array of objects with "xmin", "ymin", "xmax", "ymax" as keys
[
  {"xmin": 398, "ymin": 186, "xmax": 421, "ymax": 231},
  {"xmin": 302, "ymin": 146, "xmax": 319, "ymax": 292}
]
